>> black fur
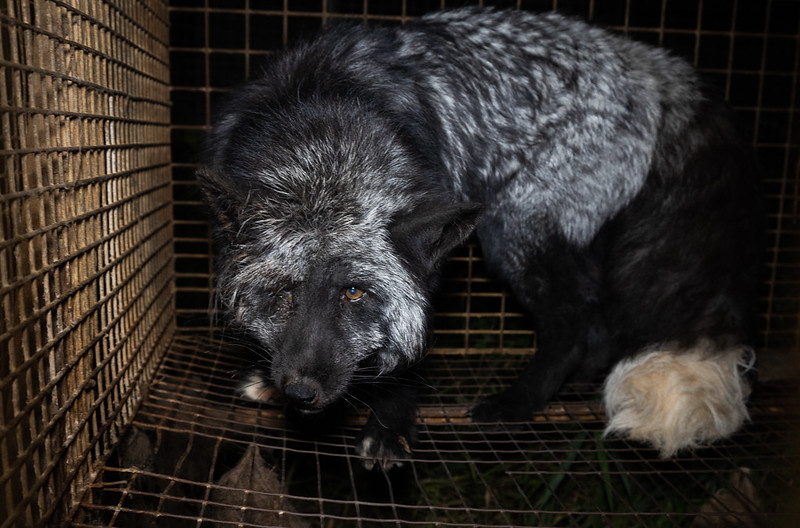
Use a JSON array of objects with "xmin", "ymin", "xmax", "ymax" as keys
[{"xmin": 201, "ymin": 8, "xmax": 762, "ymax": 468}]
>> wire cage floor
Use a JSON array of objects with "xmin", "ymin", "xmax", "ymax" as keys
[{"xmin": 69, "ymin": 331, "xmax": 799, "ymax": 527}]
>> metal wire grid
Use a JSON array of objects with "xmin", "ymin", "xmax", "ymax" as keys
[
  {"xmin": 169, "ymin": 0, "xmax": 800, "ymax": 353},
  {"xmin": 0, "ymin": 1, "xmax": 172, "ymax": 526},
  {"xmin": 70, "ymin": 333, "xmax": 799, "ymax": 527}
]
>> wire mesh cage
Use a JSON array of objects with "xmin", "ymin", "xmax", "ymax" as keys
[{"xmin": 2, "ymin": 0, "xmax": 799, "ymax": 527}]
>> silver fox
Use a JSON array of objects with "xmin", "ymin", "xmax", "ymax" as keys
[{"xmin": 200, "ymin": 8, "xmax": 762, "ymax": 469}]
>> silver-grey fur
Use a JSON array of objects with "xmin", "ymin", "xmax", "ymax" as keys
[{"xmin": 200, "ymin": 8, "xmax": 762, "ymax": 469}]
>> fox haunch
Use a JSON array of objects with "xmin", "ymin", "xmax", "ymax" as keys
[{"xmin": 200, "ymin": 8, "xmax": 762, "ymax": 469}]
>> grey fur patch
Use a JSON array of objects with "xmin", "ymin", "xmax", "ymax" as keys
[{"xmin": 395, "ymin": 10, "xmax": 700, "ymax": 247}]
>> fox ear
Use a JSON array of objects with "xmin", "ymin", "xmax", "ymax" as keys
[
  {"xmin": 390, "ymin": 202, "xmax": 482, "ymax": 274},
  {"xmin": 196, "ymin": 167, "xmax": 247, "ymax": 238}
]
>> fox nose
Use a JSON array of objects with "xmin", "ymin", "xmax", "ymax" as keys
[{"xmin": 283, "ymin": 377, "xmax": 321, "ymax": 408}]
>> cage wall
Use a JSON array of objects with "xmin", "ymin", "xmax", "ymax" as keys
[
  {"xmin": 170, "ymin": 0, "xmax": 800, "ymax": 357},
  {"xmin": 1, "ymin": 0, "xmax": 173, "ymax": 526}
]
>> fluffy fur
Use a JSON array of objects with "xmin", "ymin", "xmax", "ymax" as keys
[
  {"xmin": 603, "ymin": 344, "xmax": 755, "ymax": 457},
  {"xmin": 200, "ymin": 8, "xmax": 762, "ymax": 469}
]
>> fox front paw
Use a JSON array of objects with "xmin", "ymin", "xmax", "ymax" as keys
[{"xmin": 355, "ymin": 425, "xmax": 415, "ymax": 471}]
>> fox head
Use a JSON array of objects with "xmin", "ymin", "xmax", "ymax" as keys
[{"xmin": 200, "ymin": 99, "xmax": 480, "ymax": 412}]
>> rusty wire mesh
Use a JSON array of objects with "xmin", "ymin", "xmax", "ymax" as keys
[
  {"xmin": 2, "ymin": 0, "xmax": 800, "ymax": 526},
  {"xmin": 168, "ymin": 0, "xmax": 800, "ymax": 354},
  {"xmin": 70, "ymin": 333, "xmax": 799, "ymax": 527},
  {"xmin": 1, "ymin": 0, "xmax": 172, "ymax": 526}
]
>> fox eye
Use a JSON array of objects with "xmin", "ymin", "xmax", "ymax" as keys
[
  {"xmin": 343, "ymin": 286, "xmax": 365, "ymax": 302},
  {"xmin": 269, "ymin": 290, "xmax": 292, "ymax": 304}
]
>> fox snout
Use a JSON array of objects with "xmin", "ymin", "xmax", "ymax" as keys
[
  {"xmin": 282, "ymin": 376, "xmax": 323, "ymax": 411},
  {"xmin": 237, "ymin": 366, "xmax": 338, "ymax": 413}
]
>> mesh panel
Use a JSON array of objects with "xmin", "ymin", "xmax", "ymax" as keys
[
  {"xmin": 0, "ymin": 1, "xmax": 172, "ymax": 526},
  {"xmin": 169, "ymin": 0, "xmax": 800, "ymax": 355},
  {"xmin": 71, "ymin": 335, "xmax": 799, "ymax": 527}
]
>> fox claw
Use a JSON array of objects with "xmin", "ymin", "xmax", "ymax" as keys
[{"xmin": 355, "ymin": 426, "xmax": 415, "ymax": 471}]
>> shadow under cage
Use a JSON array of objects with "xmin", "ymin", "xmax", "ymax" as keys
[{"xmin": 1, "ymin": 0, "xmax": 799, "ymax": 526}]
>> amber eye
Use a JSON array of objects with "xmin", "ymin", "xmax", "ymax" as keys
[{"xmin": 343, "ymin": 286, "xmax": 365, "ymax": 301}]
